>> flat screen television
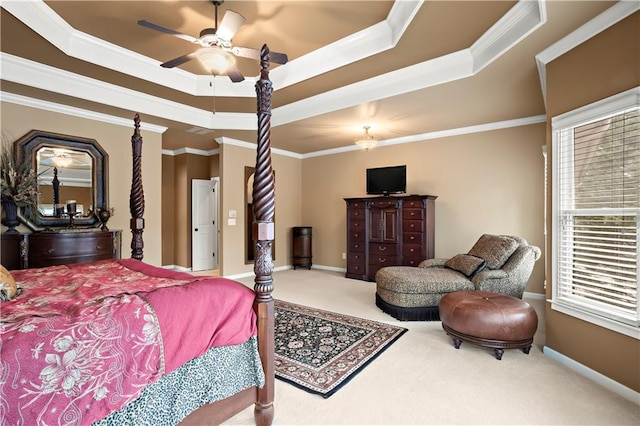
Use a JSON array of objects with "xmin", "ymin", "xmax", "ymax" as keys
[{"xmin": 366, "ymin": 165, "xmax": 407, "ymax": 195}]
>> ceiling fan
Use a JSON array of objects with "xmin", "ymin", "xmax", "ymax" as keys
[{"xmin": 138, "ymin": 0, "xmax": 288, "ymax": 82}]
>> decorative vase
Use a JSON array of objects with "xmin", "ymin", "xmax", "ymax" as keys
[
  {"xmin": 97, "ymin": 207, "xmax": 111, "ymax": 231},
  {"xmin": 1, "ymin": 200, "xmax": 20, "ymax": 234}
]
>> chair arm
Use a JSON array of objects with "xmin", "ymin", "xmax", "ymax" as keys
[
  {"xmin": 472, "ymin": 269, "xmax": 508, "ymax": 289},
  {"xmin": 418, "ymin": 258, "xmax": 447, "ymax": 268},
  {"xmin": 471, "ymin": 269, "xmax": 509, "ymax": 282}
]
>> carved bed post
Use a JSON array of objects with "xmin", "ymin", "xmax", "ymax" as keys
[
  {"xmin": 252, "ymin": 44, "xmax": 275, "ymax": 426},
  {"xmin": 130, "ymin": 113, "xmax": 145, "ymax": 260}
]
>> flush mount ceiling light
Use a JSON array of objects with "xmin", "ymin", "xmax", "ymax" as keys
[
  {"xmin": 52, "ymin": 155, "xmax": 73, "ymax": 168},
  {"xmin": 354, "ymin": 126, "xmax": 378, "ymax": 151},
  {"xmin": 196, "ymin": 47, "xmax": 235, "ymax": 75}
]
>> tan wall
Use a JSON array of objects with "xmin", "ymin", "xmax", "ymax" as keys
[
  {"xmin": 209, "ymin": 154, "xmax": 220, "ymax": 178},
  {"xmin": 171, "ymin": 153, "xmax": 211, "ymax": 268},
  {"xmin": 219, "ymin": 143, "xmax": 302, "ymax": 276},
  {"xmin": 161, "ymin": 155, "xmax": 175, "ymax": 265},
  {"xmin": 1, "ymin": 102, "xmax": 163, "ymax": 265},
  {"xmin": 302, "ymin": 124, "xmax": 546, "ymax": 293},
  {"xmin": 545, "ymin": 12, "xmax": 640, "ymax": 392}
]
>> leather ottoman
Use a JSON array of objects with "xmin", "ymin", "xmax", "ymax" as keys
[{"xmin": 438, "ymin": 290, "xmax": 538, "ymax": 360}]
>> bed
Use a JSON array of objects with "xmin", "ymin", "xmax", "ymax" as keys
[{"xmin": 0, "ymin": 45, "xmax": 277, "ymax": 425}]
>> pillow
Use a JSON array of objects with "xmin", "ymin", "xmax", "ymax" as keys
[
  {"xmin": 467, "ymin": 234, "xmax": 519, "ymax": 269},
  {"xmin": 444, "ymin": 254, "xmax": 486, "ymax": 278},
  {"xmin": 1, "ymin": 265, "xmax": 20, "ymax": 301}
]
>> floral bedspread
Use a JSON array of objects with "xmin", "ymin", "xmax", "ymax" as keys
[
  {"xmin": 0, "ymin": 259, "xmax": 237, "ymax": 426},
  {"xmin": 1, "ymin": 294, "xmax": 161, "ymax": 425}
]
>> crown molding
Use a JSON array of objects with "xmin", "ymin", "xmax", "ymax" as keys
[
  {"xmin": 471, "ymin": 0, "xmax": 546, "ymax": 73},
  {"xmin": 0, "ymin": 53, "xmax": 256, "ymax": 131},
  {"xmin": 0, "ymin": 90, "xmax": 167, "ymax": 133},
  {"xmin": 302, "ymin": 115, "xmax": 547, "ymax": 158},
  {"xmin": 5, "ymin": 85, "xmax": 547, "ymax": 159},
  {"xmin": 161, "ymin": 147, "xmax": 220, "ymax": 157},
  {"xmin": 0, "ymin": 0, "xmax": 423, "ymax": 97},
  {"xmin": 217, "ymin": 137, "xmax": 302, "ymax": 159},
  {"xmin": 535, "ymin": 0, "xmax": 640, "ymax": 108},
  {"xmin": 1, "ymin": 1, "xmax": 546, "ymax": 130},
  {"xmin": 273, "ymin": 49, "xmax": 474, "ymax": 126}
]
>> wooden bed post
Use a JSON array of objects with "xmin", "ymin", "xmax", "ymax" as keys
[
  {"xmin": 252, "ymin": 44, "xmax": 276, "ymax": 426},
  {"xmin": 130, "ymin": 113, "xmax": 145, "ymax": 260}
]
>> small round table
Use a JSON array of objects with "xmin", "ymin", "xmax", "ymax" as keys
[{"xmin": 438, "ymin": 290, "xmax": 538, "ymax": 360}]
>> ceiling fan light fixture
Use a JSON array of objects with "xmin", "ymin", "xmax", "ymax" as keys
[
  {"xmin": 355, "ymin": 126, "xmax": 378, "ymax": 151},
  {"xmin": 197, "ymin": 47, "xmax": 235, "ymax": 75}
]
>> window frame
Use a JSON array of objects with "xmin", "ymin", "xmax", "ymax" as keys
[{"xmin": 551, "ymin": 87, "xmax": 640, "ymax": 340}]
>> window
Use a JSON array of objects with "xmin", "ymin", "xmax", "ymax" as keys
[{"xmin": 552, "ymin": 87, "xmax": 640, "ymax": 338}]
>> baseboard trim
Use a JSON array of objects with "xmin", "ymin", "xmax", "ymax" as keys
[
  {"xmin": 308, "ymin": 264, "xmax": 346, "ymax": 273},
  {"xmin": 543, "ymin": 346, "xmax": 640, "ymax": 405}
]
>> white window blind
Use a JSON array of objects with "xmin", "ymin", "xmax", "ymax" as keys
[{"xmin": 553, "ymin": 89, "xmax": 640, "ymax": 332}]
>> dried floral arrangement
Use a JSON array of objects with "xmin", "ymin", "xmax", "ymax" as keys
[{"xmin": 1, "ymin": 137, "xmax": 38, "ymax": 211}]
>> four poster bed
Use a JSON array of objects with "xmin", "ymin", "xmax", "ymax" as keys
[{"xmin": 0, "ymin": 46, "xmax": 277, "ymax": 425}]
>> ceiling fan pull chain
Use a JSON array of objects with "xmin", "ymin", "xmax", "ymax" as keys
[{"xmin": 211, "ymin": 74, "xmax": 216, "ymax": 114}]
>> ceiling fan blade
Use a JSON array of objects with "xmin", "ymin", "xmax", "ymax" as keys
[
  {"xmin": 137, "ymin": 20, "xmax": 198, "ymax": 43},
  {"xmin": 234, "ymin": 47, "xmax": 289, "ymax": 65},
  {"xmin": 268, "ymin": 51, "xmax": 289, "ymax": 65},
  {"xmin": 161, "ymin": 52, "xmax": 197, "ymax": 68},
  {"xmin": 216, "ymin": 10, "xmax": 245, "ymax": 42},
  {"xmin": 225, "ymin": 63, "xmax": 245, "ymax": 83}
]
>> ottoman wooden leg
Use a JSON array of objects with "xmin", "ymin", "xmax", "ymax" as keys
[
  {"xmin": 452, "ymin": 337, "xmax": 462, "ymax": 349},
  {"xmin": 522, "ymin": 345, "xmax": 532, "ymax": 354},
  {"xmin": 493, "ymin": 348, "xmax": 504, "ymax": 360}
]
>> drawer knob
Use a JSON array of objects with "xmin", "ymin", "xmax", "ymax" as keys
[
  {"xmin": 47, "ymin": 248, "xmax": 55, "ymax": 254},
  {"xmin": 378, "ymin": 258, "xmax": 386, "ymax": 263},
  {"xmin": 410, "ymin": 236, "xmax": 415, "ymax": 240},
  {"xmin": 96, "ymin": 245, "xmax": 103, "ymax": 250},
  {"xmin": 378, "ymin": 246, "xmax": 386, "ymax": 251}
]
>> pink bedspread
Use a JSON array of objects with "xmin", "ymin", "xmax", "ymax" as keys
[{"xmin": 1, "ymin": 259, "xmax": 257, "ymax": 425}]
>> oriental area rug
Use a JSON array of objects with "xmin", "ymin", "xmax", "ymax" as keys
[{"xmin": 274, "ymin": 300, "xmax": 408, "ymax": 398}]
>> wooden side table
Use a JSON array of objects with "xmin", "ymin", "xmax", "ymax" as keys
[{"xmin": 292, "ymin": 226, "xmax": 312, "ymax": 270}]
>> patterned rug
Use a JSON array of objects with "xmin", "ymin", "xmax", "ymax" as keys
[{"xmin": 274, "ymin": 300, "xmax": 408, "ymax": 398}]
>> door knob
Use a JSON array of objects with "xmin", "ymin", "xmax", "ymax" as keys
[{"xmin": 195, "ymin": 228, "xmax": 199, "ymax": 232}]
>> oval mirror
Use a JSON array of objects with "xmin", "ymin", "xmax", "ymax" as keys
[{"xmin": 15, "ymin": 130, "xmax": 108, "ymax": 230}]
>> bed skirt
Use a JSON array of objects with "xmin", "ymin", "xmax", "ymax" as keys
[{"xmin": 94, "ymin": 336, "xmax": 265, "ymax": 425}]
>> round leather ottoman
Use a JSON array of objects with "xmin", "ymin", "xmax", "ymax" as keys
[{"xmin": 439, "ymin": 290, "xmax": 538, "ymax": 360}]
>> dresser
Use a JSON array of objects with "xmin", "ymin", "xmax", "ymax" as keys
[
  {"xmin": 344, "ymin": 195, "xmax": 436, "ymax": 281},
  {"xmin": 0, "ymin": 230, "xmax": 122, "ymax": 270}
]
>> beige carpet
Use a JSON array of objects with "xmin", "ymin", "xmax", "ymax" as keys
[{"xmin": 220, "ymin": 269, "xmax": 639, "ymax": 425}]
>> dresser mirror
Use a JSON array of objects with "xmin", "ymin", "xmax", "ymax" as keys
[{"xmin": 15, "ymin": 130, "xmax": 108, "ymax": 230}]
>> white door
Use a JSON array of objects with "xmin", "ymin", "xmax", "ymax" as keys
[{"xmin": 192, "ymin": 178, "xmax": 218, "ymax": 271}]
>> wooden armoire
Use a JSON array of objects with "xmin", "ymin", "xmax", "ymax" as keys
[{"xmin": 344, "ymin": 195, "xmax": 436, "ymax": 281}]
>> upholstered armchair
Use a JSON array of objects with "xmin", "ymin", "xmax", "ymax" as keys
[
  {"xmin": 418, "ymin": 235, "xmax": 541, "ymax": 299},
  {"xmin": 375, "ymin": 234, "xmax": 541, "ymax": 321}
]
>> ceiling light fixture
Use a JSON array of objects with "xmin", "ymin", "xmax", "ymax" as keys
[
  {"xmin": 52, "ymin": 154, "xmax": 73, "ymax": 168},
  {"xmin": 354, "ymin": 126, "xmax": 378, "ymax": 151},
  {"xmin": 196, "ymin": 47, "xmax": 235, "ymax": 75}
]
